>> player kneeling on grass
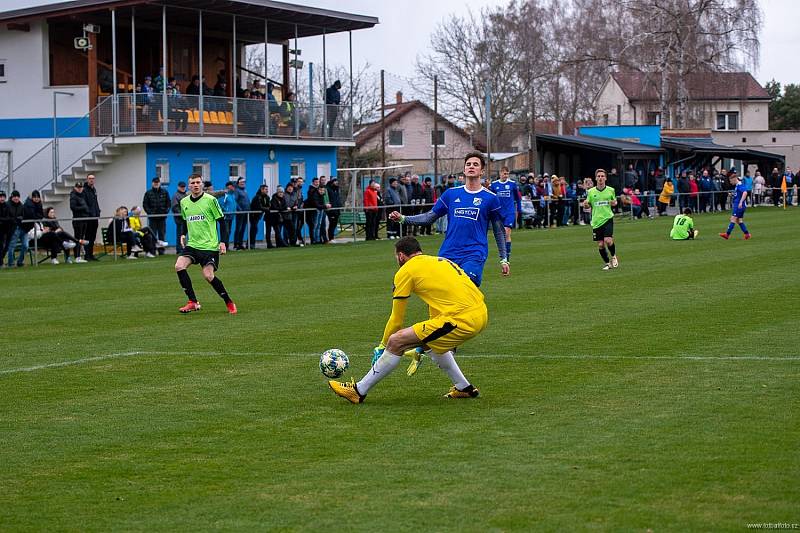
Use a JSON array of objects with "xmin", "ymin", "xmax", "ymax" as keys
[
  {"xmin": 670, "ymin": 208, "xmax": 698, "ymax": 240},
  {"xmin": 329, "ymin": 237, "xmax": 486, "ymax": 403},
  {"xmin": 175, "ymin": 174, "xmax": 237, "ymax": 314}
]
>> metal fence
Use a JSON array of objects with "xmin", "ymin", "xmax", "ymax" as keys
[{"xmin": 97, "ymin": 94, "xmax": 353, "ymax": 140}]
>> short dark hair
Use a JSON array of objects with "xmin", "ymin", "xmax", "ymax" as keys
[
  {"xmin": 395, "ymin": 236, "xmax": 422, "ymax": 256},
  {"xmin": 683, "ymin": 207, "xmax": 693, "ymax": 215},
  {"xmin": 464, "ymin": 151, "xmax": 486, "ymax": 168}
]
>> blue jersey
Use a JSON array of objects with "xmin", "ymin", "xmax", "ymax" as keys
[
  {"xmin": 731, "ymin": 182, "xmax": 748, "ymax": 217},
  {"xmin": 432, "ymin": 186, "xmax": 502, "ymax": 266},
  {"xmin": 489, "ymin": 179, "xmax": 521, "ymax": 225}
]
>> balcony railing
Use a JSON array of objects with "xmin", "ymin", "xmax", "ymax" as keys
[{"xmin": 96, "ymin": 94, "xmax": 353, "ymax": 141}]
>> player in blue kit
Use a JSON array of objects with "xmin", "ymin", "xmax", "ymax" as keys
[
  {"xmin": 489, "ymin": 166, "xmax": 521, "ymax": 260},
  {"xmin": 719, "ymin": 169, "xmax": 752, "ymax": 240},
  {"xmin": 389, "ymin": 151, "xmax": 509, "ymax": 287}
]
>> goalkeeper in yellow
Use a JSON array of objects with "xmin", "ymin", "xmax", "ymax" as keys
[{"xmin": 328, "ymin": 236, "xmax": 487, "ymax": 403}]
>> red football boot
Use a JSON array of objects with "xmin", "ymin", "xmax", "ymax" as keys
[{"xmin": 179, "ymin": 301, "xmax": 201, "ymax": 313}]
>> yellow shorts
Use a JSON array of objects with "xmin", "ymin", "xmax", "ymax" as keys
[{"xmin": 412, "ymin": 308, "xmax": 488, "ymax": 353}]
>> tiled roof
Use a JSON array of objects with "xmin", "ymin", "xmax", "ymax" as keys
[{"xmin": 611, "ymin": 71, "xmax": 770, "ymax": 102}]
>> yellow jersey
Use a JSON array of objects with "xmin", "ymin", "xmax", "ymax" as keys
[{"xmin": 392, "ymin": 255, "xmax": 485, "ymax": 317}]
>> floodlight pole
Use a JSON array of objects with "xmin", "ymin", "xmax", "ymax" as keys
[
  {"xmin": 380, "ymin": 69, "xmax": 385, "ymax": 168},
  {"xmin": 131, "ymin": 7, "xmax": 137, "ymax": 134},
  {"xmin": 485, "ymin": 80, "xmax": 492, "ymax": 180},
  {"xmin": 111, "ymin": 8, "xmax": 118, "ymax": 135},
  {"xmin": 161, "ymin": 5, "xmax": 167, "ymax": 135},
  {"xmin": 199, "ymin": 10, "xmax": 205, "ymax": 136},
  {"xmin": 433, "ymin": 75, "xmax": 438, "ymax": 183}
]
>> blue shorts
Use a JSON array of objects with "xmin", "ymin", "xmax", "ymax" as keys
[
  {"xmin": 502, "ymin": 212, "xmax": 516, "ymax": 228},
  {"xmin": 458, "ymin": 259, "xmax": 485, "ymax": 287},
  {"xmin": 732, "ymin": 205, "xmax": 746, "ymax": 219}
]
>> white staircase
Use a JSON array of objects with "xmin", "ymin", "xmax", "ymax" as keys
[{"xmin": 41, "ymin": 141, "xmax": 123, "ymax": 203}]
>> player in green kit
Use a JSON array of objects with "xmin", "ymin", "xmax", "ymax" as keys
[
  {"xmin": 583, "ymin": 168, "xmax": 619, "ymax": 270},
  {"xmin": 175, "ymin": 174, "xmax": 237, "ymax": 314},
  {"xmin": 670, "ymin": 208, "xmax": 698, "ymax": 240}
]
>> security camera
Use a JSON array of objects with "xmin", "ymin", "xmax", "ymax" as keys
[
  {"xmin": 83, "ymin": 24, "xmax": 101, "ymax": 34},
  {"xmin": 74, "ymin": 36, "xmax": 91, "ymax": 50}
]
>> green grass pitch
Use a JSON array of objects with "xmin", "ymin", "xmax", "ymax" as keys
[{"xmin": 1, "ymin": 209, "xmax": 798, "ymax": 531}]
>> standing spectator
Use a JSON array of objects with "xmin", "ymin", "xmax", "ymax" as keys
[
  {"xmin": 409, "ymin": 175, "xmax": 424, "ymax": 236},
  {"xmin": 0, "ymin": 191, "xmax": 12, "ymax": 267},
  {"xmin": 657, "ymin": 178, "xmax": 673, "ymax": 216},
  {"xmin": 784, "ymin": 169, "xmax": 794, "ymax": 206},
  {"xmin": 171, "ymin": 180, "xmax": 189, "ymax": 253},
  {"xmin": 220, "ymin": 181, "xmax": 237, "ymax": 248},
  {"xmin": 363, "ymin": 180, "xmax": 379, "ymax": 241},
  {"xmin": 770, "ymin": 167, "xmax": 782, "ymax": 206},
  {"xmin": 83, "ymin": 174, "xmax": 101, "ymax": 261},
  {"xmin": 142, "ymin": 177, "xmax": 170, "ymax": 249},
  {"xmin": 269, "ymin": 185, "xmax": 290, "ymax": 247},
  {"xmin": 384, "ymin": 177, "xmax": 402, "ymax": 239},
  {"xmin": 688, "ymin": 174, "xmax": 699, "ymax": 211},
  {"xmin": 753, "ymin": 170, "xmax": 766, "ymax": 206},
  {"xmin": 699, "ymin": 170, "xmax": 714, "ymax": 212},
  {"xmin": 69, "ymin": 182, "xmax": 90, "ymax": 262},
  {"xmin": 249, "ymin": 184, "xmax": 270, "ymax": 249},
  {"xmin": 607, "ymin": 168, "xmax": 622, "ymax": 212},
  {"xmin": 398, "ymin": 174, "xmax": 411, "ymax": 236},
  {"xmin": 6, "ymin": 191, "xmax": 27, "ymax": 267},
  {"xmin": 307, "ymin": 177, "xmax": 326, "ymax": 244},
  {"xmin": 325, "ymin": 80, "xmax": 342, "ymax": 137},
  {"xmin": 293, "ymin": 177, "xmax": 306, "ymax": 245},
  {"xmin": 318, "ymin": 176, "xmax": 331, "ymax": 243},
  {"xmin": 326, "ymin": 176, "xmax": 342, "ymax": 241},
  {"xmin": 676, "ymin": 171, "xmax": 690, "ymax": 210},
  {"xmin": 421, "ymin": 177, "xmax": 434, "ymax": 235},
  {"xmin": 623, "ymin": 164, "xmax": 638, "ymax": 189},
  {"xmin": 283, "ymin": 180, "xmax": 299, "ymax": 246},
  {"xmin": 232, "ymin": 177, "xmax": 250, "ymax": 250}
]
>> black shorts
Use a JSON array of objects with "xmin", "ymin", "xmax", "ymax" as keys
[
  {"xmin": 180, "ymin": 246, "xmax": 219, "ymax": 271},
  {"xmin": 592, "ymin": 219, "xmax": 614, "ymax": 241}
]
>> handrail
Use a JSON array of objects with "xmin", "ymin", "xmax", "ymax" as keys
[{"xmin": 34, "ymin": 135, "xmax": 112, "ymax": 193}]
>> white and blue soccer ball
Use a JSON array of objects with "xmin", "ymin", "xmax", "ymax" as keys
[{"xmin": 320, "ymin": 349, "xmax": 349, "ymax": 378}]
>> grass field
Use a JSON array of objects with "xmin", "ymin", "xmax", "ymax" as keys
[{"xmin": 1, "ymin": 208, "xmax": 798, "ymax": 532}]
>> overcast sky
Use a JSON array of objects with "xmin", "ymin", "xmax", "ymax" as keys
[{"xmin": 3, "ymin": 0, "xmax": 798, "ymax": 87}]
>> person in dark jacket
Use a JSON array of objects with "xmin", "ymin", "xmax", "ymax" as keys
[
  {"xmin": 269, "ymin": 186, "xmax": 290, "ymax": 247},
  {"xmin": 232, "ymin": 177, "xmax": 250, "ymax": 250},
  {"xmin": 421, "ymin": 177, "xmax": 435, "ymax": 235},
  {"xmin": 249, "ymin": 184, "xmax": 270, "ymax": 248},
  {"xmin": 0, "ymin": 191, "xmax": 12, "ymax": 266},
  {"xmin": 83, "ymin": 174, "xmax": 101, "ymax": 260},
  {"xmin": 39, "ymin": 206, "xmax": 81, "ymax": 264},
  {"xmin": 69, "ymin": 182, "xmax": 90, "ymax": 262},
  {"xmin": 6, "ymin": 191, "xmax": 28, "ymax": 267},
  {"xmin": 607, "ymin": 168, "xmax": 622, "ymax": 212},
  {"xmin": 326, "ymin": 176, "xmax": 342, "ymax": 241},
  {"xmin": 142, "ymin": 177, "xmax": 171, "ymax": 248},
  {"xmin": 171, "ymin": 181, "xmax": 188, "ymax": 254},
  {"xmin": 307, "ymin": 177, "xmax": 326, "ymax": 244},
  {"xmin": 22, "ymin": 190, "xmax": 44, "ymax": 233},
  {"xmin": 325, "ymin": 80, "xmax": 342, "ymax": 137}
]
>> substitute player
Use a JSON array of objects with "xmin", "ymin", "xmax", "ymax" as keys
[
  {"xmin": 583, "ymin": 168, "xmax": 619, "ymax": 270},
  {"xmin": 670, "ymin": 208, "xmax": 698, "ymax": 240},
  {"xmin": 489, "ymin": 166, "xmax": 521, "ymax": 260},
  {"xmin": 388, "ymin": 151, "xmax": 509, "ymax": 287},
  {"xmin": 329, "ymin": 237, "xmax": 485, "ymax": 403},
  {"xmin": 719, "ymin": 169, "xmax": 751, "ymax": 240},
  {"xmin": 175, "ymin": 174, "xmax": 237, "ymax": 314}
]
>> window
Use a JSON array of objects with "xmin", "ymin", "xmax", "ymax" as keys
[
  {"xmin": 0, "ymin": 60, "xmax": 6, "ymax": 83},
  {"xmin": 290, "ymin": 161, "xmax": 305, "ymax": 179},
  {"xmin": 742, "ymin": 137, "xmax": 747, "ymax": 143},
  {"xmin": 602, "ymin": 114, "xmax": 609, "ymax": 126},
  {"xmin": 229, "ymin": 160, "xmax": 246, "ymax": 180},
  {"xmin": 646, "ymin": 112, "xmax": 661, "ymax": 126},
  {"xmin": 155, "ymin": 159, "xmax": 170, "ymax": 184},
  {"xmin": 430, "ymin": 129, "xmax": 445, "ymax": 146},
  {"xmin": 388, "ymin": 129, "xmax": 404, "ymax": 146},
  {"xmin": 716, "ymin": 112, "xmax": 739, "ymax": 131},
  {"xmin": 192, "ymin": 159, "xmax": 210, "ymax": 179},
  {"xmin": 616, "ymin": 105, "xmax": 622, "ymax": 125}
]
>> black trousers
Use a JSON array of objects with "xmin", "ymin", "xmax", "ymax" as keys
[
  {"xmin": 365, "ymin": 210, "xmax": 379, "ymax": 240},
  {"xmin": 327, "ymin": 210, "xmax": 340, "ymax": 241},
  {"xmin": 0, "ymin": 228, "xmax": 12, "ymax": 264},
  {"xmin": 174, "ymin": 216, "xmax": 187, "ymax": 254},
  {"xmin": 220, "ymin": 216, "xmax": 233, "ymax": 245},
  {"xmin": 149, "ymin": 216, "xmax": 167, "ymax": 243},
  {"xmin": 233, "ymin": 213, "xmax": 248, "ymax": 247},
  {"xmin": 249, "ymin": 213, "xmax": 265, "ymax": 248},
  {"xmin": 84, "ymin": 219, "xmax": 98, "ymax": 258}
]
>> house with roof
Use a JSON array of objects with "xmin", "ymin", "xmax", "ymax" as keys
[
  {"xmin": 0, "ymin": 0, "xmax": 377, "ymax": 244},
  {"xmin": 354, "ymin": 92, "xmax": 483, "ymax": 176},
  {"xmin": 594, "ymin": 71, "xmax": 771, "ymax": 132}
]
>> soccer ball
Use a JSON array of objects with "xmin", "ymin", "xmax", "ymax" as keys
[{"xmin": 319, "ymin": 349, "xmax": 349, "ymax": 378}]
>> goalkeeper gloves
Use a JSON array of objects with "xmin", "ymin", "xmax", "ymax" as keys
[{"xmin": 404, "ymin": 347, "xmax": 425, "ymax": 376}]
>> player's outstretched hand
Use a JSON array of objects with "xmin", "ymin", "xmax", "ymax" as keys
[
  {"xmin": 388, "ymin": 211, "xmax": 403, "ymax": 222},
  {"xmin": 500, "ymin": 260, "xmax": 510, "ymax": 277},
  {"xmin": 219, "ymin": 242, "xmax": 227, "ymax": 254}
]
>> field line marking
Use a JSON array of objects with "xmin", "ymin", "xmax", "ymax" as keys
[{"xmin": 1, "ymin": 350, "xmax": 798, "ymax": 376}]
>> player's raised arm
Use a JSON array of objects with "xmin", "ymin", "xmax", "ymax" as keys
[{"xmin": 396, "ymin": 191, "xmax": 448, "ymax": 225}]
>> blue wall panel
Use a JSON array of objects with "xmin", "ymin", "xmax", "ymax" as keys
[
  {"xmin": 145, "ymin": 142, "xmax": 338, "ymax": 244},
  {"xmin": 0, "ymin": 117, "xmax": 89, "ymax": 138}
]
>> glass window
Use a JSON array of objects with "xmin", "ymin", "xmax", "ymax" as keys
[
  {"xmin": 388, "ymin": 130, "xmax": 404, "ymax": 146},
  {"xmin": 646, "ymin": 112, "xmax": 661, "ymax": 125},
  {"xmin": 192, "ymin": 159, "xmax": 210, "ymax": 179},
  {"xmin": 0, "ymin": 61, "xmax": 6, "ymax": 82},
  {"xmin": 716, "ymin": 112, "xmax": 739, "ymax": 131},
  {"xmin": 430, "ymin": 129, "xmax": 445, "ymax": 146},
  {"xmin": 229, "ymin": 161, "xmax": 246, "ymax": 179},
  {"xmin": 155, "ymin": 159, "xmax": 170, "ymax": 183},
  {"xmin": 290, "ymin": 161, "xmax": 305, "ymax": 179}
]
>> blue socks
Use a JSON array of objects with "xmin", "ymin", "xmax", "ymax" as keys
[
  {"xmin": 739, "ymin": 222, "xmax": 749, "ymax": 234},
  {"xmin": 505, "ymin": 242, "xmax": 511, "ymax": 261},
  {"xmin": 726, "ymin": 222, "xmax": 735, "ymax": 235}
]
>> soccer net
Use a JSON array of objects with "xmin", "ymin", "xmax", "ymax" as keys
[{"xmin": 336, "ymin": 164, "xmax": 413, "ymax": 207}]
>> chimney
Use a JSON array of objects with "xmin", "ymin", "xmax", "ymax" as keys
[{"xmin": 396, "ymin": 91, "xmax": 403, "ymax": 104}]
